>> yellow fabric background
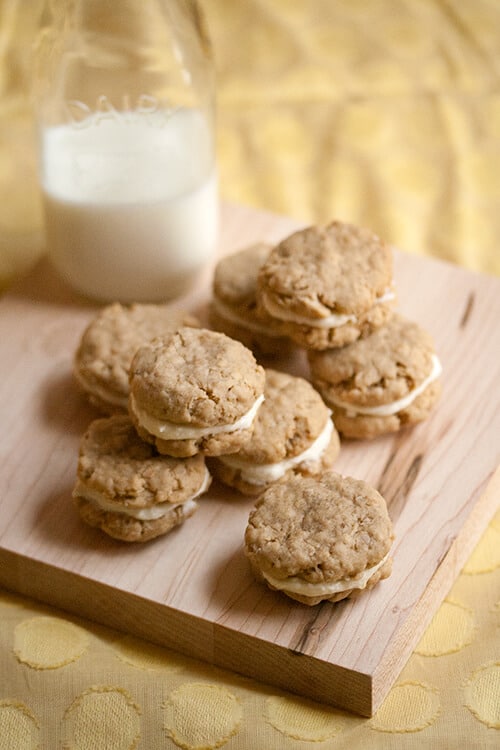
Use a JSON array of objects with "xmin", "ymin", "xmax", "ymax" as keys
[{"xmin": 0, "ymin": 0, "xmax": 499, "ymax": 747}]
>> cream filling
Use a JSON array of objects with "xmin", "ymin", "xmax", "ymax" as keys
[
  {"xmin": 219, "ymin": 415, "xmax": 334, "ymax": 485},
  {"xmin": 212, "ymin": 298, "xmax": 282, "ymax": 336},
  {"xmin": 330, "ymin": 354, "xmax": 442, "ymax": 418},
  {"xmin": 130, "ymin": 393, "xmax": 265, "ymax": 440},
  {"xmin": 261, "ymin": 288, "xmax": 395, "ymax": 328},
  {"xmin": 263, "ymin": 551, "xmax": 390, "ymax": 597},
  {"xmin": 74, "ymin": 466, "xmax": 211, "ymax": 520},
  {"xmin": 75, "ymin": 371, "xmax": 128, "ymax": 409}
]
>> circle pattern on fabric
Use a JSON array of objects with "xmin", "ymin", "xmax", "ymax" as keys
[
  {"xmin": 463, "ymin": 662, "xmax": 500, "ymax": 728},
  {"xmin": 265, "ymin": 695, "xmax": 343, "ymax": 741},
  {"xmin": 462, "ymin": 524, "xmax": 500, "ymax": 574},
  {"xmin": 370, "ymin": 682, "xmax": 440, "ymax": 733},
  {"xmin": 113, "ymin": 635, "xmax": 183, "ymax": 672},
  {"xmin": 14, "ymin": 616, "xmax": 89, "ymax": 669},
  {"xmin": 415, "ymin": 600, "xmax": 475, "ymax": 656},
  {"xmin": 62, "ymin": 686, "xmax": 141, "ymax": 750},
  {"xmin": 164, "ymin": 683, "xmax": 242, "ymax": 749},
  {"xmin": 0, "ymin": 700, "xmax": 39, "ymax": 750}
]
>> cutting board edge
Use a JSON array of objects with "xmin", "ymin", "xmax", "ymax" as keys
[
  {"xmin": 372, "ymin": 463, "xmax": 500, "ymax": 712},
  {"xmin": 0, "ymin": 546, "xmax": 375, "ymax": 714}
]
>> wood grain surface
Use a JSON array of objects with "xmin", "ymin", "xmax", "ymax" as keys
[{"xmin": 0, "ymin": 202, "xmax": 498, "ymax": 716}]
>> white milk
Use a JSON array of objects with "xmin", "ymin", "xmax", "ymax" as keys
[{"xmin": 40, "ymin": 108, "xmax": 218, "ymax": 302}]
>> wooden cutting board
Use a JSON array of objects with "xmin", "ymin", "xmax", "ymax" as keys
[{"xmin": 0, "ymin": 202, "xmax": 498, "ymax": 717}]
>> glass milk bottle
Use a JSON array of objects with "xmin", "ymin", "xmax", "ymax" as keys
[{"xmin": 33, "ymin": 0, "xmax": 218, "ymax": 303}]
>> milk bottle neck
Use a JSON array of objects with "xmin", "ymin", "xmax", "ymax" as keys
[{"xmin": 35, "ymin": 0, "xmax": 215, "ymax": 130}]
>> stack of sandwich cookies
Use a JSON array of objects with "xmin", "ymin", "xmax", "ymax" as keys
[
  {"xmin": 245, "ymin": 472, "xmax": 394, "ymax": 606},
  {"xmin": 209, "ymin": 243, "xmax": 294, "ymax": 357},
  {"xmin": 308, "ymin": 312, "xmax": 442, "ymax": 439},
  {"xmin": 74, "ymin": 302, "xmax": 199, "ymax": 414},
  {"xmin": 129, "ymin": 327, "xmax": 266, "ymax": 457},
  {"xmin": 73, "ymin": 415, "xmax": 211, "ymax": 542},
  {"xmin": 208, "ymin": 369, "xmax": 340, "ymax": 495},
  {"xmin": 257, "ymin": 221, "xmax": 396, "ymax": 351}
]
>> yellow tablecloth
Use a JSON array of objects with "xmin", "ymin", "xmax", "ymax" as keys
[{"xmin": 0, "ymin": 1, "xmax": 499, "ymax": 748}]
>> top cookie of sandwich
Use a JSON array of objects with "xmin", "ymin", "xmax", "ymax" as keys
[
  {"xmin": 74, "ymin": 302, "xmax": 199, "ymax": 414},
  {"xmin": 245, "ymin": 471, "xmax": 394, "ymax": 605},
  {"xmin": 257, "ymin": 221, "xmax": 395, "ymax": 350},
  {"xmin": 129, "ymin": 327, "xmax": 266, "ymax": 457},
  {"xmin": 209, "ymin": 243, "xmax": 293, "ymax": 357},
  {"xmin": 308, "ymin": 312, "xmax": 442, "ymax": 438},
  {"xmin": 73, "ymin": 414, "xmax": 210, "ymax": 542},
  {"xmin": 213, "ymin": 243, "xmax": 272, "ymax": 308},
  {"xmin": 208, "ymin": 368, "xmax": 340, "ymax": 495}
]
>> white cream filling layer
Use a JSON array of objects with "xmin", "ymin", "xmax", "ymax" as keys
[
  {"xmin": 75, "ymin": 371, "xmax": 128, "ymax": 409},
  {"xmin": 74, "ymin": 466, "xmax": 211, "ymax": 520},
  {"xmin": 329, "ymin": 354, "xmax": 442, "ymax": 418},
  {"xmin": 219, "ymin": 415, "xmax": 334, "ymax": 485},
  {"xmin": 261, "ymin": 289, "xmax": 395, "ymax": 328},
  {"xmin": 263, "ymin": 551, "xmax": 390, "ymax": 597},
  {"xmin": 212, "ymin": 298, "xmax": 282, "ymax": 336},
  {"xmin": 130, "ymin": 393, "xmax": 264, "ymax": 440}
]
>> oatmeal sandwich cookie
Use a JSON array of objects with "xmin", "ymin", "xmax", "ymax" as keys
[
  {"xmin": 129, "ymin": 327, "xmax": 266, "ymax": 457},
  {"xmin": 245, "ymin": 472, "xmax": 394, "ymax": 605},
  {"xmin": 257, "ymin": 221, "xmax": 395, "ymax": 350},
  {"xmin": 308, "ymin": 312, "xmax": 442, "ymax": 439},
  {"xmin": 209, "ymin": 243, "xmax": 294, "ymax": 357},
  {"xmin": 74, "ymin": 302, "xmax": 199, "ymax": 414},
  {"xmin": 209, "ymin": 369, "xmax": 340, "ymax": 495},
  {"xmin": 73, "ymin": 415, "xmax": 211, "ymax": 542}
]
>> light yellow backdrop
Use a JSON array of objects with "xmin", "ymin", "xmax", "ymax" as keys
[{"xmin": 0, "ymin": 1, "xmax": 499, "ymax": 748}]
